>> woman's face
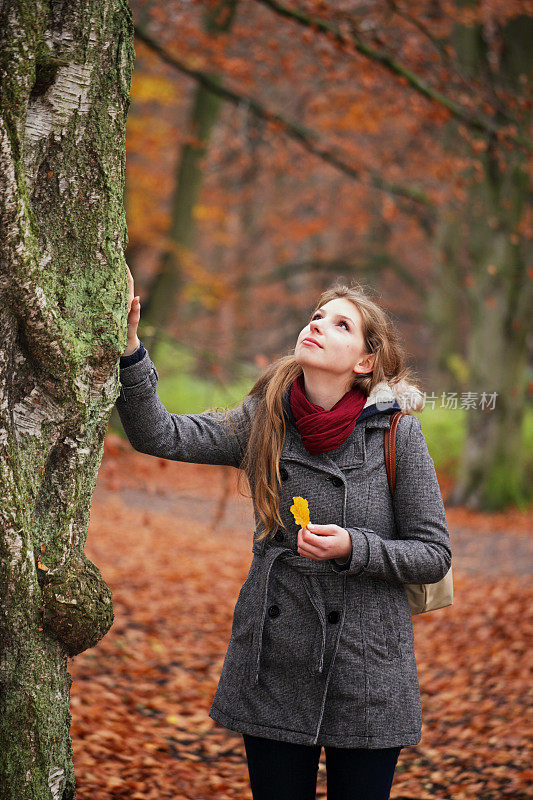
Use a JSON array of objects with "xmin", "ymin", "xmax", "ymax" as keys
[{"xmin": 294, "ymin": 298, "xmax": 375, "ymax": 383}]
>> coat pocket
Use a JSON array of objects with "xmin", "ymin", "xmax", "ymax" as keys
[
  {"xmin": 379, "ymin": 582, "xmax": 402, "ymax": 660},
  {"xmin": 363, "ymin": 579, "xmax": 402, "ymax": 662},
  {"xmin": 223, "ymin": 584, "xmax": 256, "ymax": 692}
]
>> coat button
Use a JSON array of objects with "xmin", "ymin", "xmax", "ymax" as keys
[
  {"xmin": 330, "ymin": 475, "xmax": 343, "ymax": 487},
  {"xmin": 279, "ymin": 467, "xmax": 289, "ymax": 482},
  {"xmin": 327, "ymin": 610, "xmax": 340, "ymax": 624},
  {"xmin": 268, "ymin": 604, "xmax": 281, "ymax": 619},
  {"xmin": 274, "ymin": 530, "xmax": 284, "ymax": 542}
]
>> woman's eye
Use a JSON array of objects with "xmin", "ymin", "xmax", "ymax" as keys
[{"xmin": 310, "ymin": 314, "xmax": 349, "ymax": 330}]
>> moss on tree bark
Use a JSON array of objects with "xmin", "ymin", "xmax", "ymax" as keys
[{"xmin": 0, "ymin": 1, "xmax": 134, "ymax": 796}]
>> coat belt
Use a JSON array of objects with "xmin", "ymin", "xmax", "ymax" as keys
[{"xmin": 250, "ymin": 544, "xmax": 334, "ymax": 685}]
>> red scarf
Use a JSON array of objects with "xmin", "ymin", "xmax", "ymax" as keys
[{"xmin": 289, "ymin": 373, "xmax": 367, "ymax": 455}]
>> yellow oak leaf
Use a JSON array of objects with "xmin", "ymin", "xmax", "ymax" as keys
[{"xmin": 290, "ymin": 496, "xmax": 310, "ymax": 528}]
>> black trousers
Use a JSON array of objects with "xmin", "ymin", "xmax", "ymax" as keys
[{"xmin": 243, "ymin": 733, "xmax": 401, "ymax": 800}]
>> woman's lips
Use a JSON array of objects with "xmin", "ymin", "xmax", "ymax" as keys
[{"xmin": 302, "ymin": 339, "xmax": 322, "ymax": 348}]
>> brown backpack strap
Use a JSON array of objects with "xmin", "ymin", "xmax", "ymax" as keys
[{"xmin": 384, "ymin": 411, "xmax": 409, "ymax": 494}]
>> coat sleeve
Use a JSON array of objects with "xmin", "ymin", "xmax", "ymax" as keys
[
  {"xmin": 115, "ymin": 347, "xmax": 257, "ymax": 468},
  {"xmin": 330, "ymin": 414, "xmax": 452, "ymax": 584}
]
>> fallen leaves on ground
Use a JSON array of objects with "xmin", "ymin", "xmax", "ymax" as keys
[{"xmin": 69, "ymin": 435, "xmax": 533, "ymax": 799}]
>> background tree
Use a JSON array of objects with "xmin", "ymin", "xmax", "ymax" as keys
[
  {"xmin": 0, "ymin": 1, "xmax": 134, "ymax": 797},
  {"xmin": 139, "ymin": 0, "xmax": 240, "ymax": 357},
  {"xmin": 437, "ymin": 6, "xmax": 533, "ymax": 509}
]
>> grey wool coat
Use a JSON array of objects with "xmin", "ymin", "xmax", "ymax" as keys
[{"xmin": 116, "ymin": 345, "xmax": 452, "ymax": 749}]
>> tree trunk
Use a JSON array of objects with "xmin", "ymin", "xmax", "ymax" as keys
[
  {"xmin": 446, "ymin": 140, "xmax": 532, "ymax": 509},
  {"xmin": 427, "ymin": 209, "xmax": 470, "ymax": 392},
  {"xmin": 0, "ymin": 1, "xmax": 134, "ymax": 797},
  {"xmin": 436, "ymin": 9, "xmax": 532, "ymax": 510},
  {"xmin": 140, "ymin": 0, "xmax": 239, "ymax": 358}
]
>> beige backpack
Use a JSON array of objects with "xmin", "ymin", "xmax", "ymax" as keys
[{"xmin": 385, "ymin": 411, "xmax": 453, "ymax": 615}]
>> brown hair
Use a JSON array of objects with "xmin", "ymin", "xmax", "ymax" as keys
[{"xmin": 234, "ymin": 281, "xmax": 420, "ymax": 542}]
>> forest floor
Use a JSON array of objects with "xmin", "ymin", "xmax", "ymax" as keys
[{"xmin": 70, "ymin": 434, "xmax": 533, "ymax": 800}]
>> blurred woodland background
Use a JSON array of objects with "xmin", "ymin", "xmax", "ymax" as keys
[
  {"xmin": 2, "ymin": 2, "xmax": 531, "ymax": 798},
  {"xmin": 109, "ymin": 0, "xmax": 533, "ymax": 512},
  {"xmin": 78, "ymin": 1, "xmax": 532, "ymax": 798}
]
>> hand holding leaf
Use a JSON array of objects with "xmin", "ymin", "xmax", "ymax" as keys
[{"xmin": 291, "ymin": 496, "xmax": 352, "ymax": 564}]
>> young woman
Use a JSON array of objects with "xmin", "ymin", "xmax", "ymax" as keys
[{"xmin": 117, "ymin": 266, "xmax": 452, "ymax": 800}]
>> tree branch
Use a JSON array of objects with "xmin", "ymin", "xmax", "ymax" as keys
[
  {"xmin": 254, "ymin": 0, "xmax": 532, "ymax": 151},
  {"xmin": 134, "ymin": 24, "xmax": 435, "ymax": 223},
  {"xmin": 248, "ymin": 252, "xmax": 425, "ymax": 297},
  {"xmin": 383, "ymin": 0, "xmax": 479, "ymax": 92}
]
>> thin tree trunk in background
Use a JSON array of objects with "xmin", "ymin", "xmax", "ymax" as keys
[
  {"xmin": 427, "ymin": 209, "xmax": 469, "ymax": 392},
  {"xmin": 442, "ymin": 9, "xmax": 533, "ymax": 510},
  {"xmin": 0, "ymin": 1, "xmax": 134, "ymax": 797},
  {"xmin": 226, "ymin": 112, "xmax": 264, "ymax": 375},
  {"xmin": 141, "ymin": 0, "xmax": 239, "ymax": 358}
]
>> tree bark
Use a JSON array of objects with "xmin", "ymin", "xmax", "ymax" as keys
[{"xmin": 0, "ymin": 1, "xmax": 134, "ymax": 797}]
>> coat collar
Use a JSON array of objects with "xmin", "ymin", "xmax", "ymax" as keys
[
  {"xmin": 280, "ymin": 377, "xmax": 422, "ymax": 472},
  {"xmin": 362, "ymin": 378, "xmax": 424, "ymax": 413},
  {"xmin": 281, "ymin": 399, "xmax": 390, "ymax": 473}
]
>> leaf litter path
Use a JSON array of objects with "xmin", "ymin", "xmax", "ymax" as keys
[{"xmin": 71, "ymin": 435, "xmax": 533, "ymax": 800}]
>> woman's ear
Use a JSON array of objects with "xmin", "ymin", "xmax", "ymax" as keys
[{"xmin": 353, "ymin": 352, "xmax": 375, "ymax": 375}]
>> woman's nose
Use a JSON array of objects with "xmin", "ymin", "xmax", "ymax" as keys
[{"xmin": 310, "ymin": 319, "xmax": 323, "ymax": 334}]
